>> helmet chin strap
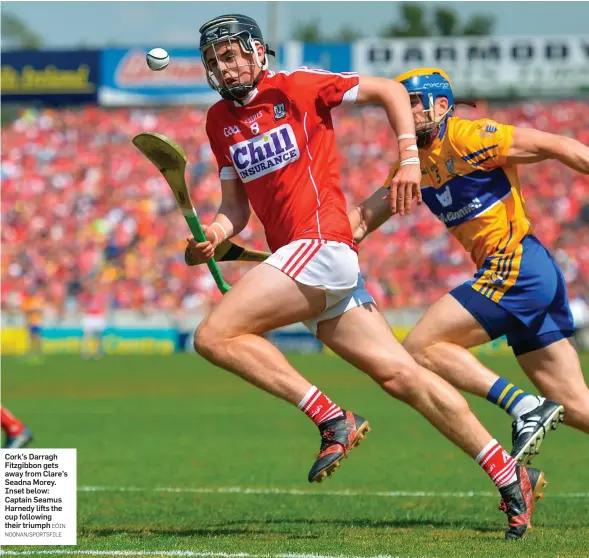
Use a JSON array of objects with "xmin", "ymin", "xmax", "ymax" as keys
[{"xmin": 220, "ymin": 83, "xmax": 252, "ymax": 101}]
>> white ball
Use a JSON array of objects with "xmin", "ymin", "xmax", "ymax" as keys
[{"xmin": 146, "ymin": 48, "xmax": 170, "ymax": 71}]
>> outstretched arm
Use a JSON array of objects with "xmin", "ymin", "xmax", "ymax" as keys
[
  {"xmin": 507, "ymin": 128, "xmax": 589, "ymax": 173},
  {"xmin": 348, "ymin": 186, "xmax": 393, "ymax": 244}
]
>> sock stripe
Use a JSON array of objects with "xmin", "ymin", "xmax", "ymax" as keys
[
  {"xmin": 495, "ymin": 459, "xmax": 516, "ymax": 480},
  {"xmin": 487, "ymin": 377, "xmax": 511, "ymax": 404},
  {"xmin": 321, "ymin": 410, "xmax": 343, "ymax": 422},
  {"xmin": 298, "ymin": 386, "xmax": 317, "ymax": 410},
  {"xmin": 299, "ymin": 387, "xmax": 343, "ymax": 426},
  {"xmin": 480, "ymin": 444, "xmax": 501, "ymax": 467},
  {"xmin": 478, "ymin": 439, "xmax": 517, "ymax": 489},
  {"xmin": 319, "ymin": 404, "xmax": 336, "ymax": 418},
  {"xmin": 504, "ymin": 389, "xmax": 525, "ymax": 412},
  {"xmin": 502, "ymin": 386, "xmax": 521, "ymax": 408},
  {"xmin": 495, "ymin": 462, "xmax": 517, "ymax": 485},
  {"xmin": 497, "ymin": 384, "xmax": 515, "ymax": 407},
  {"xmin": 303, "ymin": 391, "xmax": 321, "ymax": 412},
  {"xmin": 488, "ymin": 378, "xmax": 535, "ymax": 415},
  {"xmin": 496, "ymin": 468, "xmax": 517, "ymax": 488},
  {"xmin": 475, "ymin": 439, "xmax": 498, "ymax": 463}
]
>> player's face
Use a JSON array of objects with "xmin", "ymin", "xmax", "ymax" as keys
[
  {"xmin": 204, "ymin": 40, "xmax": 263, "ymax": 92},
  {"xmin": 409, "ymin": 95, "xmax": 431, "ymax": 133},
  {"xmin": 409, "ymin": 95, "xmax": 449, "ymax": 131}
]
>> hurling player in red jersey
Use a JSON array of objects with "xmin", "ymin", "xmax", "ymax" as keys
[{"xmin": 188, "ymin": 15, "xmax": 541, "ymax": 539}]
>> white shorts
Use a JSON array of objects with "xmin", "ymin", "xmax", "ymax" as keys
[
  {"xmin": 264, "ymin": 239, "xmax": 375, "ymax": 334},
  {"xmin": 82, "ymin": 315, "xmax": 106, "ymax": 334}
]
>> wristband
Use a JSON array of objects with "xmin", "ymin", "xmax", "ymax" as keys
[
  {"xmin": 398, "ymin": 134, "xmax": 417, "ymax": 141},
  {"xmin": 210, "ymin": 228, "xmax": 219, "ymax": 245},
  {"xmin": 211, "ymin": 222, "xmax": 228, "ymax": 241},
  {"xmin": 399, "ymin": 157, "xmax": 420, "ymax": 167},
  {"xmin": 402, "ymin": 145, "xmax": 419, "ymax": 152}
]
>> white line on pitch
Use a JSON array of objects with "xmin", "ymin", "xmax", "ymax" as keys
[
  {"xmin": 0, "ymin": 551, "xmax": 431, "ymax": 558},
  {"xmin": 77, "ymin": 486, "xmax": 589, "ymax": 498}
]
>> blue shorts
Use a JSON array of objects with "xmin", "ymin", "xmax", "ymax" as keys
[
  {"xmin": 28, "ymin": 326, "xmax": 42, "ymax": 336},
  {"xmin": 450, "ymin": 235, "xmax": 575, "ymax": 356}
]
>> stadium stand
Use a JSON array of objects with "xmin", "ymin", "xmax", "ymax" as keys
[{"xmin": 2, "ymin": 101, "xmax": 588, "ymax": 315}]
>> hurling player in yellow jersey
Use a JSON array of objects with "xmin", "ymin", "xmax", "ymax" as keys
[
  {"xmin": 350, "ymin": 68, "xmax": 589, "ymax": 465},
  {"xmin": 21, "ymin": 285, "xmax": 44, "ymax": 362}
]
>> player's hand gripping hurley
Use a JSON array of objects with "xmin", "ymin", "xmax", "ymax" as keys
[
  {"xmin": 184, "ymin": 240, "xmax": 269, "ymax": 266},
  {"xmin": 132, "ymin": 132, "xmax": 231, "ymax": 294}
]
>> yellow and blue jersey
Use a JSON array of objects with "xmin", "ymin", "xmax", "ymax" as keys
[
  {"xmin": 385, "ymin": 115, "xmax": 575, "ymax": 354},
  {"xmin": 387, "ymin": 116, "xmax": 531, "ymax": 269},
  {"xmin": 386, "ymin": 116, "xmax": 533, "ymax": 304},
  {"xmin": 21, "ymin": 294, "xmax": 44, "ymax": 333}
]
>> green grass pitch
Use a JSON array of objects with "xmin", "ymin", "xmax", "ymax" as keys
[{"xmin": 2, "ymin": 353, "xmax": 588, "ymax": 558}]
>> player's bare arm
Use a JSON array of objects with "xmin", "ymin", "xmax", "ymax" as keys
[
  {"xmin": 507, "ymin": 127, "xmax": 589, "ymax": 173},
  {"xmin": 355, "ymin": 75, "xmax": 422, "ymax": 215},
  {"xmin": 348, "ymin": 186, "xmax": 392, "ymax": 244},
  {"xmin": 189, "ymin": 177, "xmax": 251, "ymax": 263}
]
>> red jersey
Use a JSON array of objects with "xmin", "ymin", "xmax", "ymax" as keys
[
  {"xmin": 81, "ymin": 292, "xmax": 108, "ymax": 316},
  {"xmin": 206, "ymin": 68, "xmax": 360, "ymax": 253}
]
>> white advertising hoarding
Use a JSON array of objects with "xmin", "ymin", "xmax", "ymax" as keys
[{"xmin": 352, "ymin": 36, "xmax": 589, "ymax": 97}]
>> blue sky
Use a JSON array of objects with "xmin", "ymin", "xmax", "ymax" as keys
[{"xmin": 4, "ymin": 1, "xmax": 589, "ymax": 48}]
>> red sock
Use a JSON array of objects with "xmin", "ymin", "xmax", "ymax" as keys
[
  {"xmin": 476, "ymin": 439, "xmax": 517, "ymax": 488},
  {"xmin": 298, "ymin": 386, "xmax": 344, "ymax": 426},
  {"xmin": 1, "ymin": 407, "xmax": 25, "ymax": 436}
]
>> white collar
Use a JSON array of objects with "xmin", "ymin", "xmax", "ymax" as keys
[{"xmin": 233, "ymin": 88, "xmax": 259, "ymax": 107}]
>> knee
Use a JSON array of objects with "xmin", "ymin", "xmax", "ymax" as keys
[
  {"xmin": 375, "ymin": 358, "xmax": 422, "ymax": 402},
  {"xmin": 402, "ymin": 333, "xmax": 438, "ymax": 369},
  {"xmin": 376, "ymin": 354, "xmax": 471, "ymax": 413},
  {"xmin": 193, "ymin": 320, "xmax": 225, "ymax": 361}
]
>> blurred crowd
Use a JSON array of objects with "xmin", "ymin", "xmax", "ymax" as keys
[{"xmin": 2, "ymin": 99, "xmax": 589, "ymax": 318}]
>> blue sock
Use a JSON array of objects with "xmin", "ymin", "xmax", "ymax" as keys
[{"xmin": 487, "ymin": 378, "xmax": 538, "ymax": 419}]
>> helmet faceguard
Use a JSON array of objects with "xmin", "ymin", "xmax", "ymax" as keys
[
  {"xmin": 199, "ymin": 14, "xmax": 275, "ymax": 102},
  {"xmin": 395, "ymin": 68, "xmax": 455, "ymax": 148}
]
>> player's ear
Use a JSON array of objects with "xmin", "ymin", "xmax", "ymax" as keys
[
  {"xmin": 254, "ymin": 41, "xmax": 266, "ymax": 65},
  {"xmin": 436, "ymin": 97, "xmax": 449, "ymax": 115}
]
